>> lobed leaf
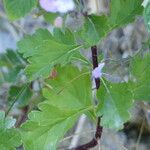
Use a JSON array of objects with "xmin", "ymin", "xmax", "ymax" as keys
[
  {"xmin": 3, "ymin": 0, "xmax": 37, "ymax": 20},
  {"xmin": 21, "ymin": 65, "xmax": 95, "ymax": 150},
  {"xmin": 90, "ymin": 0, "xmax": 143, "ymax": 42},
  {"xmin": 18, "ymin": 29, "xmax": 84, "ymax": 81},
  {"xmin": 97, "ymin": 80, "xmax": 133, "ymax": 129}
]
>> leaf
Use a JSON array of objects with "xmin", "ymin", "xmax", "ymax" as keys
[
  {"xmin": 3, "ymin": 0, "xmax": 37, "ymax": 20},
  {"xmin": 0, "ymin": 49, "xmax": 25, "ymax": 84},
  {"xmin": 80, "ymin": 17, "xmax": 100, "ymax": 47},
  {"xmin": 69, "ymin": 52, "xmax": 91, "ymax": 67},
  {"xmin": 97, "ymin": 80, "xmax": 133, "ymax": 129},
  {"xmin": 3, "ymin": 66, "xmax": 23, "ymax": 83},
  {"xmin": 0, "ymin": 49, "xmax": 25, "ymax": 68},
  {"xmin": 129, "ymin": 53, "xmax": 150, "ymax": 101},
  {"xmin": 44, "ymin": 13, "xmax": 58, "ymax": 24},
  {"xmin": 45, "ymin": 65, "xmax": 92, "ymax": 109},
  {"xmin": 21, "ymin": 106, "xmax": 79, "ymax": 150},
  {"xmin": 0, "ymin": 65, "xmax": 23, "ymax": 84},
  {"xmin": 90, "ymin": 0, "xmax": 143, "ymax": 41},
  {"xmin": 21, "ymin": 65, "xmax": 94, "ymax": 150},
  {"xmin": 18, "ymin": 29, "xmax": 83, "ymax": 81},
  {"xmin": 8, "ymin": 85, "xmax": 33, "ymax": 108},
  {"xmin": 0, "ymin": 111, "xmax": 21, "ymax": 150},
  {"xmin": 144, "ymin": 3, "xmax": 150, "ymax": 32},
  {"xmin": 53, "ymin": 28, "xmax": 75, "ymax": 45}
]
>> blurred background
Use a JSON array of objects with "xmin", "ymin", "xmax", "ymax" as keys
[{"xmin": 0, "ymin": 0, "xmax": 150, "ymax": 149}]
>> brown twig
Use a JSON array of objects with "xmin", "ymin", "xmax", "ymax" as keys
[
  {"xmin": 72, "ymin": 117, "xmax": 102, "ymax": 150},
  {"xmin": 71, "ymin": 45, "xmax": 103, "ymax": 150},
  {"xmin": 91, "ymin": 45, "xmax": 100, "ymax": 89}
]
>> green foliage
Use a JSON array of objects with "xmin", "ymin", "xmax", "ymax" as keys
[
  {"xmin": 18, "ymin": 29, "xmax": 83, "ymax": 81},
  {"xmin": 0, "ymin": 49, "xmax": 25, "ymax": 84},
  {"xmin": 144, "ymin": 3, "xmax": 150, "ymax": 32},
  {"xmin": 1, "ymin": 0, "xmax": 150, "ymax": 149},
  {"xmin": 44, "ymin": 65, "xmax": 92, "ymax": 109},
  {"xmin": 129, "ymin": 53, "xmax": 150, "ymax": 101},
  {"xmin": 96, "ymin": 53, "xmax": 150, "ymax": 129},
  {"xmin": 97, "ymin": 80, "xmax": 133, "ymax": 129},
  {"xmin": 80, "ymin": 17, "xmax": 100, "ymax": 47},
  {"xmin": 44, "ymin": 13, "xmax": 58, "ymax": 24},
  {"xmin": 21, "ymin": 65, "xmax": 94, "ymax": 150},
  {"xmin": 3, "ymin": 0, "xmax": 37, "ymax": 20},
  {"xmin": 1, "ymin": 67, "xmax": 22, "ymax": 84},
  {"xmin": 53, "ymin": 28, "xmax": 75, "ymax": 45},
  {"xmin": 21, "ymin": 105, "xmax": 79, "ymax": 150},
  {"xmin": 0, "ymin": 49, "xmax": 22, "ymax": 67},
  {"xmin": 8, "ymin": 85, "xmax": 33, "ymax": 108},
  {"xmin": 90, "ymin": 0, "xmax": 143, "ymax": 41},
  {"xmin": 0, "ymin": 111, "xmax": 21, "ymax": 150}
]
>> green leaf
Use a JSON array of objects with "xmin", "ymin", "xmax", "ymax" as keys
[
  {"xmin": 44, "ymin": 13, "xmax": 58, "ymax": 24},
  {"xmin": 22, "ymin": 106, "xmax": 80, "ymax": 150},
  {"xmin": 18, "ymin": 29, "xmax": 83, "ymax": 81},
  {"xmin": 53, "ymin": 28, "xmax": 75, "ymax": 45},
  {"xmin": 0, "ymin": 49, "xmax": 25, "ymax": 68},
  {"xmin": 144, "ymin": 3, "xmax": 150, "ymax": 32},
  {"xmin": 0, "ymin": 111, "xmax": 21, "ymax": 150},
  {"xmin": 0, "ymin": 71, "xmax": 4, "ymax": 85},
  {"xmin": 0, "ymin": 66, "xmax": 23, "ymax": 84},
  {"xmin": 80, "ymin": 17, "xmax": 100, "ymax": 47},
  {"xmin": 129, "ymin": 53, "xmax": 150, "ymax": 101},
  {"xmin": 3, "ymin": 0, "xmax": 37, "ymax": 20},
  {"xmin": 69, "ymin": 51, "xmax": 91, "ymax": 67},
  {"xmin": 8, "ymin": 85, "xmax": 33, "ymax": 108},
  {"xmin": 21, "ymin": 65, "xmax": 94, "ymax": 150},
  {"xmin": 90, "ymin": 0, "xmax": 143, "ymax": 41},
  {"xmin": 97, "ymin": 80, "xmax": 133, "ymax": 129},
  {"xmin": 0, "ymin": 49, "xmax": 25, "ymax": 84},
  {"xmin": 44, "ymin": 65, "xmax": 92, "ymax": 109}
]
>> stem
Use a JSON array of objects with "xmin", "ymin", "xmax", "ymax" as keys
[
  {"xmin": 91, "ymin": 45, "xmax": 100, "ymax": 89},
  {"xmin": 71, "ymin": 117, "xmax": 102, "ymax": 150},
  {"xmin": 72, "ymin": 46, "xmax": 103, "ymax": 150}
]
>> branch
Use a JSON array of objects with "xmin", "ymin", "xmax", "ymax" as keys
[{"xmin": 71, "ymin": 45, "xmax": 103, "ymax": 150}]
